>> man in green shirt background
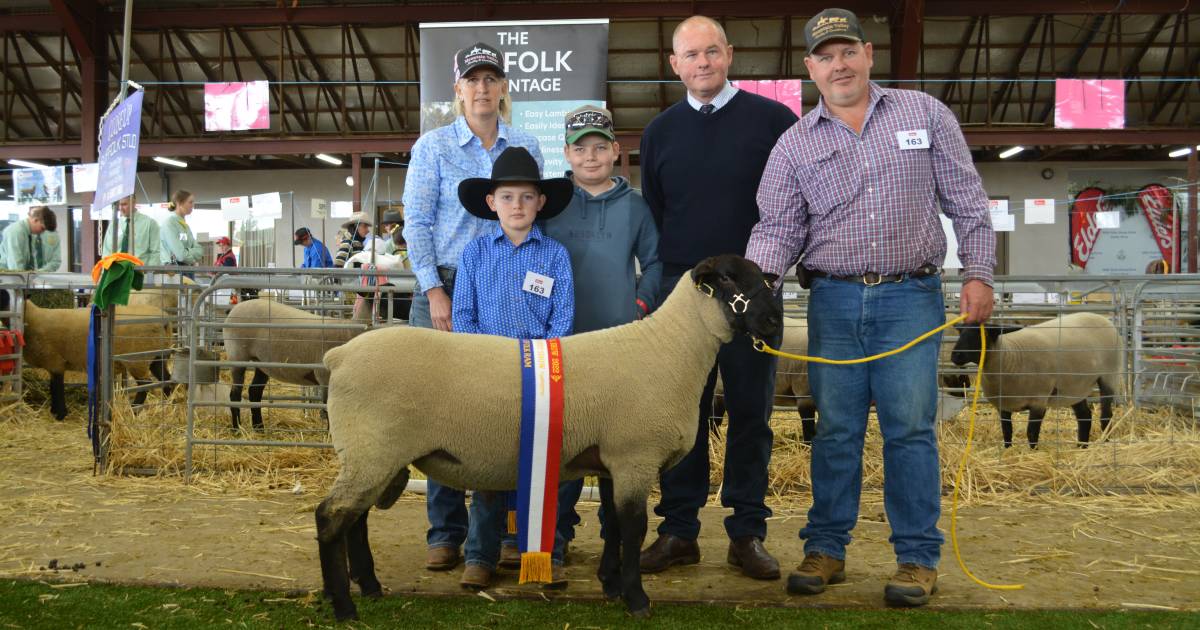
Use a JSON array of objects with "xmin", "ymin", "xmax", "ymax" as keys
[{"xmin": 0, "ymin": 206, "xmax": 61, "ymax": 272}]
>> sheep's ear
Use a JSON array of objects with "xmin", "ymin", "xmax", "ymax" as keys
[{"xmin": 691, "ymin": 257, "xmax": 719, "ymax": 285}]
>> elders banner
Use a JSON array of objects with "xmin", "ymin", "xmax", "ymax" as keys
[
  {"xmin": 419, "ymin": 19, "xmax": 610, "ymax": 177},
  {"xmin": 204, "ymin": 81, "xmax": 270, "ymax": 131},
  {"xmin": 1069, "ymin": 187, "xmax": 1105, "ymax": 269},
  {"xmin": 1138, "ymin": 183, "xmax": 1177, "ymax": 266}
]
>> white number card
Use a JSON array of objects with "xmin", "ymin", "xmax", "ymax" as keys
[
  {"xmin": 896, "ymin": 129, "xmax": 930, "ymax": 150},
  {"xmin": 523, "ymin": 271, "xmax": 554, "ymax": 298}
]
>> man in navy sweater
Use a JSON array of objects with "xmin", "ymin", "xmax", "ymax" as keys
[{"xmin": 639, "ymin": 15, "xmax": 798, "ymax": 580}]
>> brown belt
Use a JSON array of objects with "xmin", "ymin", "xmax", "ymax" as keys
[{"xmin": 807, "ymin": 263, "xmax": 940, "ymax": 286}]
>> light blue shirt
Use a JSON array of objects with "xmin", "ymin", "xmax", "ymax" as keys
[
  {"xmin": 686, "ymin": 81, "xmax": 739, "ymax": 112},
  {"xmin": 401, "ymin": 116, "xmax": 544, "ymax": 293},
  {"xmin": 452, "ymin": 223, "xmax": 574, "ymax": 340}
]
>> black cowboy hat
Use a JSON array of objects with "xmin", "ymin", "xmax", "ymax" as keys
[{"xmin": 457, "ymin": 147, "xmax": 573, "ymax": 221}]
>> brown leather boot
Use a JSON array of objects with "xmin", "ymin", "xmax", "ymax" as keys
[
  {"xmin": 498, "ymin": 543, "xmax": 521, "ymax": 569},
  {"xmin": 639, "ymin": 533, "xmax": 700, "ymax": 573},
  {"xmin": 426, "ymin": 546, "xmax": 461, "ymax": 571},
  {"xmin": 459, "ymin": 564, "xmax": 493, "ymax": 590},
  {"xmin": 884, "ymin": 563, "xmax": 937, "ymax": 606},
  {"xmin": 727, "ymin": 536, "xmax": 781, "ymax": 580},
  {"xmin": 786, "ymin": 552, "xmax": 846, "ymax": 595}
]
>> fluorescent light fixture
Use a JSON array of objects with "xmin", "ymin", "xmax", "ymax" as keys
[
  {"xmin": 1168, "ymin": 147, "xmax": 1192, "ymax": 158},
  {"xmin": 8, "ymin": 158, "xmax": 49, "ymax": 169},
  {"xmin": 153, "ymin": 156, "xmax": 188, "ymax": 168},
  {"xmin": 998, "ymin": 146, "xmax": 1025, "ymax": 159},
  {"xmin": 315, "ymin": 153, "xmax": 343, "ymax": 166}
]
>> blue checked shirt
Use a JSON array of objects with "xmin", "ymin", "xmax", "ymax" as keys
[
  {"xmin": 452, "ymin": 224, "xmax": 575, "ymax": 339},
  {"xmin": 747, "ymin": 83, "xmax": 995, "ymax": 284},
  {"xmin": 402, "ymin": 116, "xmax": 544, "ymax": 293}
]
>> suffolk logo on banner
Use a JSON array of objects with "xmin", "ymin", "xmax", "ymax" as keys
[{"xmin": 419, "ymin": 19, "xmax": 610, "ymax": 177}]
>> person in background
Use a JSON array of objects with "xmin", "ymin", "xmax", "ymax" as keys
[
  {"xmin": 379, "ymin": 209, "xmax": 405, "ymax": 255},
  {"xmin": 295, "ymin": 227, "xmax": 333, "ymax": 268},
  {"xmin": 215, "ymin": 236, "xmax": 237, "ymax": 267},
  {"xmin": 101, "ymin": 195, "xmax": 163, "ymax": 266},
  {"xmin": 543, "ymin": 104, "xmax": 662, "ymax": 566},
  {"xmin": 334, "ymin": 212, "xmax": 383, "ymax": 266},
  {"xmin": 160, "ymin": 189, "xmax": 203, "ymax": 272},
  {"xmin": 0, "ymin": 206, "xmax": 60, "ymax": 271},
  {"xmin": 401, "ymin": 41, "xmax": 545, "ymax": 573}
]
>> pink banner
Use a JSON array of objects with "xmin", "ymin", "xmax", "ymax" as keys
[
  {"xmin": 1054, "ymin": 79, "xmax": 1124, "ymax": 130},
  {"xmin": 732, "ymin": 79, "xmax": 803, "ymax": 117},
  {"xmin": 204, "ymin": 81, "xmax": 270, "ymax": 131}
]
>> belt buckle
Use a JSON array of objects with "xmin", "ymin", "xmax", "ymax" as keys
[{"xmin": 863, "ymin": 271, "xmax": 882, "ymax": 286}]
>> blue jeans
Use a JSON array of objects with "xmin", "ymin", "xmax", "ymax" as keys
[
  {"xmin": 802, "ymin": 274, "xmax": 946, "ymax": 569},
  {"xmin": 465, "ymin": 491, "xmax": 506, "ymax": 569},
  {"xmin": 555, "ymin": 478, "xmax": 605, "ymax": 559},
  {"xmin": 411, "ymin": 288, "xmax": 469, "ymax": 550},
  {"xmin": 653, "ymin": 266, "xmax": 780, "ymax": 542}
]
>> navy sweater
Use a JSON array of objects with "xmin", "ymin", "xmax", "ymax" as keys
[{"xmin": 640, "ymin": 90, "xmax": 798, "ymax": 267}]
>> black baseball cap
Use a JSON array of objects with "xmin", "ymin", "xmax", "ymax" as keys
[
  {"xmin": 804, "ymin": 8, "xmax": 867, "ymax": 53},
  {"xmin": 293, "ymin": 227, "xmax": 313, "ymax": 245},
  {"xmin": 454, "ymin": 42, "xmax": 505, "ymax": 80}
]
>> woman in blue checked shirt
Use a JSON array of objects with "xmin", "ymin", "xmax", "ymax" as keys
[{"xmin": 401, "ymin": 41, "xmax": 545, "ymax": 575}]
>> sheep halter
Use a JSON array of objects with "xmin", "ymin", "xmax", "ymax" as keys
[
  {"xmin": 514, "ymin": 337, "xmax": 565, "ymax": 584},
  {"xmin": 753, "ymin": 314, "xmax": 1025, "ymax": 592}
]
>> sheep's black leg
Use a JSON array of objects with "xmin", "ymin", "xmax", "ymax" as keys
[
  {"xmin": 800, "ymin": 416, "xmax": 817, "ymax": 445},
  {"xmin": 1071, "ymin": 399, "xmax": 1094, "ymax": 447},
  {"xmin": 320, "ymin": 385, "xmax": 330, "ymax": 424},
  {"xmin": 131, "ymin": 377, "xmax": 151, "ymax": 410},
  {"xmin": 1098, "ymin": 379, "xmax": 1115, "ymax": 440},
  {"xmin": 1027, "ymin": 408, "xmax": 1046, "ymax": 449},
  {"xmin": 49, "ymin": 373, "xmax": 67, "ymax": 420},
  {"xmin": 150, "ymin": 357, "xmax": 174, "ymax": 397},
  {"xmin": 247, "ymin": 368, "xmax": 269, "ymax": 431},
  {"xmin": 615, "ymin": 492, "xmax": 650, "ymax": 617},
  {"xmin": 999, "ymin": 411, "xmax": 1014, "ymax": 448},
  {"xmin": 346, "ymin": 510, "xmax": 382, "ymax": 597},
  {"xmin": 229, "ymin": 366, "xmax": 245, "ymax": 430},
  {"xmin": 596, "ymin": 477, "xmax": 621, "ymax": 600},
  {"xmin": 315, "ymin": 500, "xmax": 360, "ymax": 621},
  {"xmin": 374, "ymin": 467, "xmax": 410, "ymax": 510}
]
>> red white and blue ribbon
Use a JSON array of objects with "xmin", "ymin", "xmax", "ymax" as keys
[{"xmin": 515, "ymin": 338, "xmax": 564, "ymax": 583}]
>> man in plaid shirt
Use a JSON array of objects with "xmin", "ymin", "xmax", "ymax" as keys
[{"xmin": 746, "ymin": 8, "xmax": 995, "ymax": 607}]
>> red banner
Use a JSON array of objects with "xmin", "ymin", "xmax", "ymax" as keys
[
  {"xmin": 1070, "ymin": 187, "xmax": 1106, "ymax": 269},
  {"xmin": 1137, "ymin": 183, "xmax": 1177, "ymax": 267}
]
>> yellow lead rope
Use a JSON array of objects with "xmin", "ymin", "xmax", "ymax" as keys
[{"xmin": 753, "ymin": 313, "xmax": 1024, "ymax": 591}]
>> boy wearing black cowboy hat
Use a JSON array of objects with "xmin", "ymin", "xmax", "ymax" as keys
[{"xmin": 451, "ymin": 145, "xmax": 576, "ymax": 590}]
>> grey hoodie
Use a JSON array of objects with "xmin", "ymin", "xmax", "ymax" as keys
[{"xmin": 542, "ymin": 175, "xmax": 662, "ymax": 333}]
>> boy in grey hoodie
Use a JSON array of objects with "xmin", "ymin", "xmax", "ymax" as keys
[{"xmin": 543, "ymin": 105, "xmax": 663, "ymax": 566}]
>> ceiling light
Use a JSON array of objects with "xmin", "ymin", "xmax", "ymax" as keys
[
  {"xmin": 315, "ymin": 153, "xmax": 342, "ymax": 166},
  {"xmin": 153, "ymin": 156, "xmax": 188, "ymax": 168},
  {"xmin": 1168, "ymin": 147, "xmax": 1192, "ymax": 158},
  {"xmin": 8, "ymin": 158, "xmax": 49, "ymax": 169},
  {"xmin": 998, "ymin": 146, "xmax": 1025, "ymax": 159},
  {"xmin": 345, "ymin": 176, "xmax": 354, "ymax": 187}
]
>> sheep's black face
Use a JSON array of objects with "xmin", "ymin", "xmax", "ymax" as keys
[
  {"xmin": 950, "ymin": 323, "xmax": 1012, "ymax": 366},
  {"xmin": 691, "ymin": 255, "xmax": 783, "ymax": 340}
]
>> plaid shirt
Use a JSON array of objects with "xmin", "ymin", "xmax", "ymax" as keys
[{"xmin": 747, "ymin": 83, "xmax": 995, "ymax": 284}]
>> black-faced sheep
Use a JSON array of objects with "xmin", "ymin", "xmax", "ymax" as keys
[
  {"xmin": 313, "ymin": 255, "xmax": 783, "ymax": 621},
  {"xmin": 221, "ymin": 296, "xmax": 375, "ymax": 430},
  {"xmin": 712, "ymin": 315, "xmax": 815, "ymax": 442},
  {"xmin": 950, "ymin": 312, "xmax": 1121, "ymax": 448},
  {"xmin": 23, "ymin": 301, "xmax": 172, "ymax": 420}
]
